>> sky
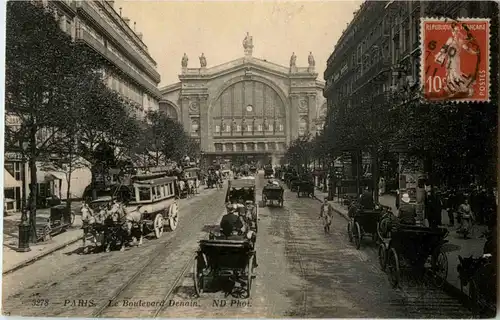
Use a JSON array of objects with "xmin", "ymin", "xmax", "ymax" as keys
[{"xmin": 115, "ymin": 0, "xmax": 363, "ymax": 86}]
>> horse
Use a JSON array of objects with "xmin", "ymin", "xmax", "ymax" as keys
[
  {"xmin": 81, "ymin": 204, "xmax": 107, "ymax": 253},
  {"xmin": 187, "ymin": 179, "xmax": 197, "ymax": 197},
  {"xmin": 112, "ymin": 202, "xmax": 144, "ymax": 250}
]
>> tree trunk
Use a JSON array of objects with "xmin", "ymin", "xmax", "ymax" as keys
[
  {"xmin": 28, "ymin": 157, "xmax": 38, "ymax": 243},
  {"xmin": 28, "ymin": 122, "xmax": 38, "ymax": 243}
]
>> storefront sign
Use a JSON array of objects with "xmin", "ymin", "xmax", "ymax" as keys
[{"xmin": 5, "ymin": 152, "xmax": 23, "ymax": 161}]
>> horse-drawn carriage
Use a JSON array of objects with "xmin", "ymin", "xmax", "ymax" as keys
[
  {"xmin": 81, "ymin": 172, "xmax": 179, "ymax": 252},
  {"xmin": 178, "ymin": 167, "xmax": 200, "ymax": 198},
  {"xmin": 226, "ymin": 179, "xmax": 258, "ymax": 232},
  {"xmin": 378, "ymin": 223, "xmax": 449, "ymax": 289},
  {"xmin": 249, "ymin": 165, "xmax": 257, "ymax": 175},
  {"xmin": 36, "ymin": 203, "xmax": 76, "ymax": 242},
  {"xmin": 193, "ymin": 236, "xmax": 256, "ymax": 298},
  {"xmin": 346, "ymin": 201, "xmax": 387, "ymax": 249},
  {"xmin": 262, "ymin": 183, "xmax": 284, "ymax": 207},
  {"xmin": 206, "ymin": 167, "xmax": 222, "ymax": 189},
  {"xmin": 264, "ymin": 167, "xmax": 274, "ymax": 179},
  {"xmin": 296, "ymin": 180, "xmax": 314, "ymax": 198}
]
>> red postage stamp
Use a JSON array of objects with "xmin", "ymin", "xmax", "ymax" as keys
[{"xmin": 421, "ymin": 18, "xmax": 490, "ymax": 102}]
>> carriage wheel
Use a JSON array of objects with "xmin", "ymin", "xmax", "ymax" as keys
[
  {"xmin": 353, "ymin": 222, "xmax": 361, "ymax": 250},
  {"xmin": 42, "ymin": 225, "xmax": 52, "ymax": 242},
  {"xmin": 378, "ymin": 243, "xmax": 388, "ymax": 272},
  {"xmin": 262, "ymin": 196, "xmax": 267, "ymax": 207},
  {"xmin": 246, "ymin": 255, "xmax": 255, "ymax": 298},
  {"xmin": 167, "ymin": 203, "xmax": 179, "ymax": 231},
  {"xmin": 387, "ymin": 248, "xmax": 400, "ymax": 288},
  {"xmin": 347, "ymin": 221, "xmax": 353, "ymax": 243},
  {"xmin": 69, "ymin": 212, "xmax": 76, "ymax": 226},
  {"xmin": 153, "ymin": 213, "xmax": 164, "ymax": 239},
  {"xmin": 193, "ymin": 255, "xmax": 203, "ymax": 297},
  {"xmin": 431, "ymin": 248, "xmax": 448, "ymax": 288}
]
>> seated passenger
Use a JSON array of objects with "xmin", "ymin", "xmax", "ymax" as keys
[
  {"xmin": 398, "ymin": 193, "xmax": 416, "ymax": 225},
  {"xmin": 359, "ymin": 186, "xmax": 375, "ymax": 210},
  {"xmin": 220, "ymin": 204, "xmax": 245, "ymax": 237}
]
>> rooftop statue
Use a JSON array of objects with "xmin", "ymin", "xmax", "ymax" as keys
[
  {"xmin": 243, "ymin": 32, "xmax": 253, "ymax": 55},
  {"xmin": 181, "ymin": 53, "xmax": 188, "ymax": 68},
  {"xmin": 290, "ymin": 52, "xmax": 297, "ymax": 67},
  {"xmin": 199, "ymin": 53, "xmax": 207, "ymax": 68},
  {"xmin": 308, "ymin": 52, "xmax": 315, "ymax": 67}
]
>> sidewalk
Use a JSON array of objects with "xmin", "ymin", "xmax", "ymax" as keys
[
  {"xmin": 313, "ymin": 189, "xmax": 487, "ymax": 299},
  {"xmin": 3, "ymin": 202, "xmax": 84, "ymax": 274},
  {"xmin": 2, "ymin": 186, "xmax": 216, "ymax": 274}
]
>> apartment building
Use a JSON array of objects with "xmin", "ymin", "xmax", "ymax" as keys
[
  {"xmin": 324, "ymin": 1, "xmax": 495, "ymax": 119},
  {"xmin": 50, "ymin": 0, "xmax": 162, "ymax": 115},
  {"xmin": 322, "ymin": 0, "xmax": 496, "ymax": 189},
  {"xmin": 4, "ymin": 0, "xmax": 163, "ymax": 210}
]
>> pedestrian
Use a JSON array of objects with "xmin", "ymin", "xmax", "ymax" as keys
[
  {"xmin": 457, "ymin": 198, "xmax": 474, "ymax": 239},
  {"xmin": 359, "ymin": 186, "xmax": 374, "ymax": 210},
  {"xmin": 320, "ymin": 198, "xmax": 333, "ymax": 233}
]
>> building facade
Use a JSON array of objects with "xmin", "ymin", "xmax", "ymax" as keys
[
  {"xmin": 323, "ymin": 0, "xmax": 496, "ymax": 184},
  {"xmin": 4, "ymin": 0, "xmax": 162, "ymax": 210},
  {"xmin": 160, "ymin": 35, "xmax": 326, "ymax": 166}
]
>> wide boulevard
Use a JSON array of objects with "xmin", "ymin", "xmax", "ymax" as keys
[{"xmin": 2, "ymin": 173, "xmax": 472, "ymax": 318}]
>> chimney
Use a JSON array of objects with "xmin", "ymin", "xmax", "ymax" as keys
[{"xmin": 123, "ymin": 17, "xmax": 130, "ymax": 25}]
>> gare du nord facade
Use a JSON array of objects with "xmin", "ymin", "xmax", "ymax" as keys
[{"xmin": 159, "ymin": 43, "xmax": 327, "ymax": 168}]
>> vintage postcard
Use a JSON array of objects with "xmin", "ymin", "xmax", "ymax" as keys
[{"xmin": 2, "ymin": 0, "xmax": 498, "ymax": 319}]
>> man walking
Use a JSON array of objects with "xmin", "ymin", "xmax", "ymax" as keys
[{"xmin": 320, "ymin": 198, "xmax": 334, "ymax": 233}]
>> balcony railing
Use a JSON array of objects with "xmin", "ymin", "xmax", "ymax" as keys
[
  {"xmin": 78, "ymin": 29, "xmax": 161, "ymax": 99},
  {"xmin": 77, "ymin": 1, "xmax": 161, "ymax": 83}
]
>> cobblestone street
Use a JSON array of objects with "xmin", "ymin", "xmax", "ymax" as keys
[{"xmin": 3, "ymin": 175, "xmax": 473, "ymax": 318}]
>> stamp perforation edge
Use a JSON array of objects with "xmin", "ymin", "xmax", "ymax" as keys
[{"xmin": 419, "ymin": 17, "xmax": 491, "ymax": 104}]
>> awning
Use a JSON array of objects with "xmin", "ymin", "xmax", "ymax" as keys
[
  {"xmin": 36, "ymin": 171, "xmax": 62, "ymax": 183},
  {"xmin": 4, "ymin": 169, "xmax": 21, "ymax": 188},
  {"xmin": 47, "ymin": 171, "xmax": 66, "ymax": 181}
]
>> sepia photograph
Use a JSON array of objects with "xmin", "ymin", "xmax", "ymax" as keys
[{"xmin": 1, "ymin": 0, "xmax": 498, "ymax": 318}]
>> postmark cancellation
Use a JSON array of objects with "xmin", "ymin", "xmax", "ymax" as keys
[{"xmin": 420, "ymin": 17, "xmax": 490, "ymax": 103}]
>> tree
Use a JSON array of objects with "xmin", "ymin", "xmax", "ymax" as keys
[
  {"xmin": 5, "ymin": 1, "xmax": 92, "ymax": 241},
  {"xmin": 139, "ymin": 110, "xmax": 199, "ymax": 165}
]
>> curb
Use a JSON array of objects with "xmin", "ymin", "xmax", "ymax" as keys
[
  {"xmin": 3, "ymin": 186, "xmax": 216, "ymax": 276},
  {"xmin": 3, "ymin": 234, "xmax": 83, "ymax": 275}
]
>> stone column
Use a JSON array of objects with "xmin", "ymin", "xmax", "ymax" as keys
[
  {"xmin": 264, "ymin": 142, "xmax": 269, "ymax": 151},
  {"xmin": 199, "ymin": 94, "xmax": 209, "ymax": 152},
  {"xmin": 307, "ymin": 94, "xmax": 316, "ymax": 135},
  {"xmin": 180, "ymin": 96, "xmax": 191, "ymax": 133},
  {"xmin": 289, "ymin": 94, "xmax": 300, "ymax": 142},
  {"xmin": 254, "ymin": 142, "xmax": 257, "ymax": 152},
  {"xmin": 232, "ymin": 143, "xmax": 236, "ymax": 152},
  {"xmin": 222, "ymin": 144, "xmax": 226, "ymax": 152}
]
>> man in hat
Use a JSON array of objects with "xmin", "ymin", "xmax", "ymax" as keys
[{"xmin": 399, "ymin": 193, "xmax": 416, "ymax": 225}]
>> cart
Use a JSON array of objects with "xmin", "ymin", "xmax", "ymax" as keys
[
  {"xmin": 36, "ymin": 204, "xmax": 76, "ymax": 242},
  {"xmin": 226, "ymin": 179, "xmax": 258, "ymax": 233},
  {"xmin": 379, "ymin": 224, "xmax": 449, "ymax": 288},
  {"xmin": 262, "ymin": 184, "xmax": 284, "ymax": 207},
  {"xmin": 193, "ymin": 237, "xmax": 256, "ymax": 298},
  {"xmin": 347, "ymin": 206, "xmax": 384, "ymax": 250},
  {"xmin": 297, "ymin": 180, "xmax": 314, "ymax": 198},
  {"xmin": 264, "ymin": 167, "xmax": 274, "ymax": 179}
]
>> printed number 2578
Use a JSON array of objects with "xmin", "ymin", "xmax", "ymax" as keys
[{"xmin": 32, "ymin": 299, "xmax": 49, "ymax": 307}]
